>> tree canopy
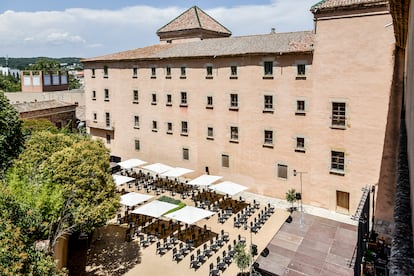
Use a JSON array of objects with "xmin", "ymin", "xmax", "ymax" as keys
[
  {"xmin": 26, "ymin": 58, "xmax": 61, "ymax": 71},
  {"xmin": 0, "ymin": 189, "xmax": 63, "ymax": 275},
  {"xmin": 7, "ymin": 131, "xmax": 119, "ymax": 251},
  {"xmin": 0, "ymin": 73, "xmax": 21, "ymax": 92},
  {"xmin": 0, "ymin": 91, "xmax": 24, "ymax": 176}
]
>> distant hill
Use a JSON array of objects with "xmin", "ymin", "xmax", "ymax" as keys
[{"xmin": 0, "ymin": 57, "xmax": 83, "ymax": 70}]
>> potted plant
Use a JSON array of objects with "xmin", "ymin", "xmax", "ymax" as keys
[
  {"xmin": 234, "ymin": 242, "xmax": 251, "ymax": 276},
  {"xmin": 286, "ymin": 188, "xmax": 297, "ymax": 213}
]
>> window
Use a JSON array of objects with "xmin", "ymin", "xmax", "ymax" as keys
[
  {"xmin": 104, "ymin": 89, "xmax": 109, "ymax": 101},
  {"xmin": 183, "ymin": 148, "xmax": 189, "ymax": 160},
  {"xmin": 134, "ymin": 139, "xmax": 140, "ymax": 151},
  {"xmin": 222, "ymin": 154, "xmax": 229, "ymax": 168},
  {"xmin": 92, "ymin": 90, "xmax": 96, "ymax": 100},
  {"xmin": 134, "ymin": 115, "xmax": 140, "ymax": 128},
  {"xmin": 166, "ymin": 94, "xmax": 172, "ymax": 106},
  {"xmin": 91, "ymin": 68, "xmax": 95, "ymax": 78},
  {"xmin": 106, "ymin": 134, "xmax": 111, "ymax": 144},
  {"xmin": 331, "ymin": 151, "xmax": 345, "ymax": 174},
  {"xmin": 332, "ymin": 102, "xmax": 346, "ymax": 128},
  {"xmin": 297, "ymin": 64, "xmax": 306, "ymax": 76},
  {"xmin": 230, "ymin": 126, "xmax": 239, "ymax": 142},
  {"xmin": 264, "ymin": 61, "xmax": 273, "ymax": 77},
  {"xmin": 296, "ymin": 100, "xmax": 306, "ymax": 115},
  {"xmin": 295, "ymin": 137, "xmax": 305, "ymax": 152},
  {"xmin": 152, "ymin": 120, "xmax": 158, "ymax": 132},
  {"xmin": 264, "ymin": 130, "xmax": 273, "ymax": 147},
  {"xmin": 180, "ymin": 92, "xmax": 187, "ymax": 106},
  {"xmin": 133, "ymin": 90, "xmax": 139, "ymax": 103},
  {"xmin": 151, "ymin": 67, "xmax": 156, "ymax": 78},
  {"xmin": 167, "ymin": 122, "xmax": 173, "ymax": 134},
  {"xmin": 264, "ymin": 95, "xmax": 273, "ymax": 112},
  {"xmin": 166, "ymin": 66, "xmax": 171, "ymax": 78},
  {"xmin": 207, "ymin": 127, "xmax": 214, "ymax": 139},
  {"xmin": 103, "ymin": 66, "xmax": 108, "ymax": 78},
  {"xmin": 105, "ymin": 112, "xmax": 110, "ymax": 128},
  {"xmin": 206, "ymin": 65, "xmax": 213, "ymax": 78},
  {"xmin": 230, "ymin": 65, "xmax": 238, "ymax": 78},
  {"xmin": 206, "ymin": 96, "xmax": 213, "ymax": 108},
  {"xmin": 230, "ymin": 94, "xmax": 239, "ymax": 110},
  {"xmin": 180, "ymin": 66, "xmax": 186, "ymax": 78},
  {"xmin": 151, "ymin": 93, "xmax": 157, "ymax": 105},
  {"xmin": 93, "ymin": 112, "xmax": 97, "ymax": 122},
  {"xmin": 277, "ymin": 164, "xmax": 288, "ymax": 179},
  {"xmin": 181, "ymin": 121, "xmax": 188, "ymax": 135},
  {"xmin": 132, "ymin": 67, "xmax": 138, "ymax": 78}
]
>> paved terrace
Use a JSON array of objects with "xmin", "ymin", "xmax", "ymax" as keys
[{"xmin": 89, "ymin": 183, "xmax": 358, "ymax": 276}]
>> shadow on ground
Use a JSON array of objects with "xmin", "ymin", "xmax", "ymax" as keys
[{"xmin": 85, "ymin": 224, "xmax": 141, "ymax": 276}]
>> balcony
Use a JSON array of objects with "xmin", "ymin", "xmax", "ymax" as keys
[{"xmin": 87, "ymin": 120, "xmax": 115, "ymax": 131}]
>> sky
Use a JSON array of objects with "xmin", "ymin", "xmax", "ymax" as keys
[{"xmin": 0, "ymin": 0, "xmax": 317, "ymax": 59}]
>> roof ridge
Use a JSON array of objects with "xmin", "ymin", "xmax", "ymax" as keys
[
  {"xmin": 194, "ymin": 6, "xmax": 202, "ymax": 28},
  {"xmin": 156, "ymin": 6, "xmax": 195, "ymax": 34}
]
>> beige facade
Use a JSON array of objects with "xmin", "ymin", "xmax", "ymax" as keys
[{"xmin": 83, "ymin": 3, "xmax": 395, "ymax": 215}]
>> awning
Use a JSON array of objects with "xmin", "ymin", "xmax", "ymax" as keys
[
  {"xmin": 187, "ymin": 174, "xmax": 223, "ymax": 186},
  {"xmin": 164, "ymin": 206, "xmax": 215, "ymax": 224},
  {"xmin": 120, "ymin": 192, "xmax": 154, "ymax": 207},
  {"xmin": 209, "ymin": 181, "xmax": 248, "ymax": 196},
  {"xmin": 132, "ymin": 200, "xmax": 178, "ymax": 218},
  {"xmin": 142, "ymin": 163, "xmax": 174, "ymax": 174},
  {"xmin": 118, "ymin": 158, "xmax": 147, "ymax": 169},
  {"xmin": 112, "ymin": 174, "xmax": 135, "ymax": 186},
  {"xmin": 161, "ymin": 167, "xmax": 194, "ymax": 178}
]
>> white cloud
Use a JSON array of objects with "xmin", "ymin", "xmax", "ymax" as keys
[{"xmin": 0, "ymin": 0, "xmax": 316, "ymax": 58}]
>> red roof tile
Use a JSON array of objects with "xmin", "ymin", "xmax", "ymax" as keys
[
  {"xmin": 311, "ymin": 0, "xmax": 388, "ymax": 12},
  {"xmin": 157, "ymin": 6, "xmax": 231, "ymax": 36}
]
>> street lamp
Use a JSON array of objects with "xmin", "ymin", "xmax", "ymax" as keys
[{"xmin": 293, "ymin": 169, "xmax": 307, "ymax": 225}]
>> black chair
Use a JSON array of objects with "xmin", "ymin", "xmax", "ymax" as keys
[
  {"xmin": 221, "ymin": 230, "xmax": 230, "ymax": 242},
  {"xmin": 190, "ymin": 254, "xmax": 201, "ymax": 269},
  {"xmin": 228, "ymin": 244, "xmax": 235, "ymax": 258},
  {"xmin": 140, "ymin": 235, "xmax": 149, "ymax": 248},
  {"xmin": 223, "ymin": 250, "xmax": 232, "ymax": 265},
  {"xmin": 172, "ymin": 247, "xmax": 184, "ymax": 262},
  {"xmin": 203, "ymin": 243, "xmax": 213, "ymax": 257},
  {"xmin": 210, "ymin": 238, "xmax": 219, "ymax": 252},
  {"xmin": 217, "ymin": 256, "xmax": 226, "ymax": 271},
  {"xmin": 156, "ymin": 241, "xmax": 167, "ymax": 255},
  {"xmin": 233, "ymin": 217, "xmax": 241, "ymax": 228},
  {"xmin": 209, "ymin": 263, "xmax": 220, "ymax": 276}
]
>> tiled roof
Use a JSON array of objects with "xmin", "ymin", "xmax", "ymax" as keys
[
  {"xmin": 157, "ymin": 6, "xmax": 231, "ymax": 35},
  {"xmin": 83, "ymin": 31, "xmax": 314, "ymax": 62},
  {"xmin": 13, "ymin": 100, "xmax": 76, "ymax": 113},
  {"xmin": 311, "ymin": 0, "xmax": 388, "ymax": 12}
]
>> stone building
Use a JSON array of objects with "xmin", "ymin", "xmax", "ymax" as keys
[
  {"xmin": 82, "ymin": 1, "xmax": 395, "ymax": 215},
  {"xmin": 13, "ymin": 100, "xmax": 77, "ymax": 129}
]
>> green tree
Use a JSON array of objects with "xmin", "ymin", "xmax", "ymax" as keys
[
  {"xmin": 0, "ymin": 91, "xmax": 24, "ymax": 177},
  {"xmin": 0, "ymin": 74, "xmax": 21, "ymax": 92},
  {"xmin": 234, "ymin": 242, "xmax": 251, "ymax": 274},
  {"xmin": 27, "ymin": 58, "xmax": 60, "ymax": 71},
  {"xmin": 68, "ymin": 74, "xmax": 81, "ymax": 89},
  {"xmin": 8, "ymin": 131, "xmax": 119, "ymax": 252},
  {"xmin": 286, "ymin": 188, "xmax": 297, "ymax": 212},
  {"xmin": 0, "ymin": 189, "xmax": 63, "ymax": 275},
  {"xmin": 22, "ymin": 118, "xmax": 59, "ymax": 138}
]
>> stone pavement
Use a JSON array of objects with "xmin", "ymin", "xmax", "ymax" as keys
[
  {"xmin": 240, "ymin": 191, "xmax": 358, "ymax": 226},
  {"xmin": 255, "ymin": 211, "xmax": 357, "ymax": 276}
]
